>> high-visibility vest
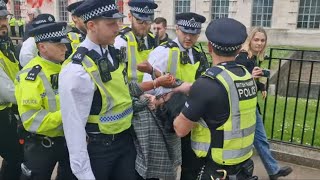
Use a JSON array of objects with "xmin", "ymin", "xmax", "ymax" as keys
[
  {"xmin": 0, "ymin": 49, "xmax": 20, "ymax": 110},
  {"xmin": 15, "ymin": 56, "xmax": 63, "ymax": 137},
  {"xmin": 63, "ymin": 47, "xmax": 133, "ymax": 134},
  {"xmin": 67, "ymin": 32, "xmax": 81, "ymax": 52},
  {"xmin": 191, "ymin": 65, "xmax": 257, "ymax": 165},
  {"xmin": 120, "ymin": 27, "xmax": 155, "ymax": 83},
  {"xmin": 165, "ymin": 42, "xmax": 208, "ymax": 83},
  {"xmin": 17, "ymin": 19, "xmax": 25, "ymax": 26},
  {"xmin": 9, "ymin": 18, "xmax": 16, "ymax": 26}
]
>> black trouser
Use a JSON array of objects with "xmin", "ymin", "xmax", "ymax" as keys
[
  {"xmin": 10, "ymin": 26, "xmax": 16, "ymax": 37},
  {"xmin": 198, "ymin": 159, "xmax": 255, "ymax": 180},
  {"xmin": 87, "ymin": 128, "xmax": 138, "ymax": 180},
  {"xmin": 18, "ymin": 26, "xmax": 24, "ymax": 37},
  {"xmin": 21, "ymin": 135, "xmax": 76, "ymax": 180},
  {"xmin": 0, "ymin": 108, "xmax": 23, "ymax": 180},
  {"xmin": 181, "ymin": 134, "xmax": 205, "ymax": 180}
]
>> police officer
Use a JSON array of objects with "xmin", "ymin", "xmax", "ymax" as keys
[
  {"xmin": 19, "ymin": 14, "xmax": 56, "ymax": 67},
  {"xmin": 173, "ymin": 18, "xmax": 257, "ymax": 180},
  {"xmin": 9, "ymin": 16, "xmax": 16, "ymax": 37},
  {"xmin": 17, "ymin": 16, "xmax": 25, "ymax": 37},
  {"xmin": 66, "ymin": 0, "xmax": 86, "ymax": 58},
  {"xmin": 59, "ymin": 0, "xmax": 137, "ymax": 179},
  {"xmin": 114, "ymin": 0, "xmax": 158, "ymax": 83},
  {"xmin": 0, "ymin": 0, "xmax": 23, "ymax": 179},
  {"xmin": 153, "ymin": 17, "xmax": 171, "ymax": 47},
  {"xmin": 14, "ymin": 21, "xmax": 75, "ymax": 179},
  {"xmin": 143, "ymin": 12, "xmax": 208, "ymax": 180}
]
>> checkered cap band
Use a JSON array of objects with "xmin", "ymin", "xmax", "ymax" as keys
[
  {"xmin": 100, "ymin": 107, "xmax": 133, "ymax": 122},
  {"xmin": 0, "ymin": 1, "xmax": 6, "ymax": 9},
  {"xmin": 177, "ymin": 19, "xmax": 202, "ymax": 29},
  {"xmin": 81, "ymin": 4, "xmax": 117, "ymax": 22},
  {"xmin": 34, "ymin": 30, "xmax": 67, "ymax": 42},
  {"xmin": 130, "ymin": 6, "xmax": 154, "ymax": 15},
  {"xmin": 210, "ymin": 41, "xmax": 242, "ymax": 52}
]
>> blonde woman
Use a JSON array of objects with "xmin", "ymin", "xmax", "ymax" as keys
[{"xmin": 235, "ymin": 27, "xmax": 293, "ymax": 180}]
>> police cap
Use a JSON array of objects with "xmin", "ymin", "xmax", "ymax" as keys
[
  {"xmin": 206, "ymin": 18, "xmax": 247, "ymax": 52},
  {"xmin": 0, "ymin": 0, "xmax": 11, "ymax": 17},
  {"xmin": 67, "ymin": 1, "xmax": 84, "ymax": 16},
  {"xmin": 29, "ymin": 22, "xmax": 70, "ymax": 44},
  {"xmin": 176, "ymin": 12, "xmax": 206, "ymax": 35},
  {"xmin": 74, "ymin": 0, "xmax": 125, "ymax": 23},
  {"xmin": 31, "ymin": 14, "xmax": 55, "ymax": 28},
  {"xmin": 128, "ymin": 0, "xmax": 158, "ymax": 22}
]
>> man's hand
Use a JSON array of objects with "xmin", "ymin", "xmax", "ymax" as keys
[
  {"xmin": 252, "ymin": 66, "xmax": 263, "ymax": 78},
  {"xmin": 137, "ymin": 60, "xmax": 153, "ymax": 74},
  {"xmin": 173, "ymin": 82, "xmax": 192, "ymax": 95},
  {"xmin": 156, "ymin": 74, "xmax": 175, "ymax": 88},
  {"xmin": 261, "ymin": 90, "xmax": 267, "ymax": 99}
]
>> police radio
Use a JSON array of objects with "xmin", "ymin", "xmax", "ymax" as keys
[
  {"xmin": 180, "ymin": 51, "xmax": 190, "ymax": 65},
  {"xmin": 97, "ymin": 57, "xmax": 112, "ymax": 83},
  {"xmin": 116, "ymin": 46, "xmax": 127, "ymax": 63}
]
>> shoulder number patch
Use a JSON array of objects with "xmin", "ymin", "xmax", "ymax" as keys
[{"xmin": 25, "ymin": 65, "xmax": 42, "ymax": 81}]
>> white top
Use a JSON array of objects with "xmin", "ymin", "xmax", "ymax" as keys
[
  {"xmin": 143, "ymin": 38, "xmax": 195, "ymax": 95},
  {"xmin": 59, "ymin": 37, "xmax": 113, "ymax": 180},
  {"xmin": 0, "ymin": 69, "xmax": 16, "ymax": 104},
  {"xmin": 19, "ymin": 37, "xmax": 37, "ymax": 67}
]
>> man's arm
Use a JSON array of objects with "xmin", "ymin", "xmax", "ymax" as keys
[
  {"xmin": 59, "ymin": 63, "xmax": 96, "ymax": 180},
  {"xmin": 174, "ymin": 113, "xmax": 195, "ymax": 137},
  {"xmin": 0, "ymin": 67, "xmax": 16, "ymax": 104}
]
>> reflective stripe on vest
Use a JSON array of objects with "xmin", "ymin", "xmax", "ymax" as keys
[
  {"xmin": 168, "ymin": 47, "xmax": 179, "ymax": 76},
  {"xmin": 18, "ymin": 68, "xmax": 58, "ymax": 132},
  {"xmin": 68, "ymin": 32, "xmax": 81, "ymax": 51},
  {"xmin": 126, "ymin": 32, "xmax": 138, "ymax": 82}
]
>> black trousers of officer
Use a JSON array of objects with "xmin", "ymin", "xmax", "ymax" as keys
[
  {"xmin": 18, "ymin": 26, "xmax": 24, "ymax": 38},
  {"xmin": 10, "ymin": 26, "xmax": 16, "ymax": 37},
  {"xmin": 21, "ymin": 135, "xmax": 76, "ymax": 180},
  {"xmin": 181, "ymin": 134, "xmax": 205, "ymax": 180},
  {"xmin": 87, "ymin": 128, "xmax": 138, "ymax": 180},
  {"xmin": 0, "ymin": 107, "xmax": 23, "ymax": 180}
]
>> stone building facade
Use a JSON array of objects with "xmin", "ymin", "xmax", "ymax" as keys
[{"xmin": 8, "ymin": 0, "xmax": 320, "ymax": 47}]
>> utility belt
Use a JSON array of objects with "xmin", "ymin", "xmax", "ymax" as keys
[
  {"xmin": 24, "ymin": 132, "xmax": 66, "ymax": 148},
  {"xmin": 197, "ymin": 158, "xmax": 258, "ymax": 180},
  {"xmin": 86, "ymin": 127, "xmax": 131, "ymax": 145}
]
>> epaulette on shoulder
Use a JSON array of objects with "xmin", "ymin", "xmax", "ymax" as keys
[
  {"xmin": 201, "ymin": 66, "xmax": 223, "ymax": 79},
  {"xmin": 72, "ymin": 47, "xmax": 89, "ymax": 65},
  {"xmin": 118, "ymin": 27, "xmax": 132, "ymax": 36},
  {"xmin": 25, "ymin": 64, "xmax": 42, "ymax": 81},
  {"xmin": 162, "ymin": 40, "xmax": 179, "ymax": 48}
]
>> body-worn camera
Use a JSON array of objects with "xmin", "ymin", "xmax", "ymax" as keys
[
  {"xmin": 97, "ymin": 57, "xmax": 112, "ymax": 83},
  {"xmin": 180, "ymin": 51, "xmax": 190, "ymax": 65}
]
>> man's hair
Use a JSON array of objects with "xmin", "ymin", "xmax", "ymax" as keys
[
  {"xmin": 154, "ymin": 17, "xmax": 167, "ymax": 27},
  {"xmin": 28, "ymin": 8, "xmax": 41, "ymax": 17}
]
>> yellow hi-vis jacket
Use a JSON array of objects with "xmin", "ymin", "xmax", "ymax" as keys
[
  {"xmin": 120, "ymin": 27, "xmax": 155, "ymax": 83},
  {"xmin": 63, "ymin": 47, "xmax": 133, "ymax": 134},
  {"xmin": 164, "ymin": 42, "xmax": 208, "ymax": 83},
  {"xmin": 9, "ymin": 17, "xmax": 16, "ymax": 27},
  {"xmin": 0, "ymin": 48, "xmax": 20, "ymax": 110},
  {"xmin": 67, "ymin": 32, "xmax": 81, "ymax": 52},
  {"xmin": 191, "ymin": 65, "xmax": 257, "ymax": 165},
  {"xmin": 15, "ymin": 56, "xmax": 63, "ymax": 137}
]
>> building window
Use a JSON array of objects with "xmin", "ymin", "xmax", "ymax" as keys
[
  {"xmin": 13, "ymin": 0, "xmax": 23, "ymax": 18},
  {"xmin": 297, "ymin": 0, "xmax": 320, "ymax": 29},
  {"xmin": 211, "ymin": 0, "xmax": 229, "ymax": 20},
  {"xmin": 58, "ymin": 0, "xmax": 68, "ymax": 22},
  {"xmin": 251, "ymin": 0, "xmax": 273, "ymax": 27},
  {"xmin": 175, "ymin": 0, "xmax": 190, "ymax": 14}
]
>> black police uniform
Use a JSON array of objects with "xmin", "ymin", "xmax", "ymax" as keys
[{"xmin": 181, "ymin": 18, "xmax": 257, "ymax": 180}]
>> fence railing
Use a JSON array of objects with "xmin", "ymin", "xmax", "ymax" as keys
[{"xmin": 261, "ymin": 48, "xmax": 320, "ymax": 149}]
